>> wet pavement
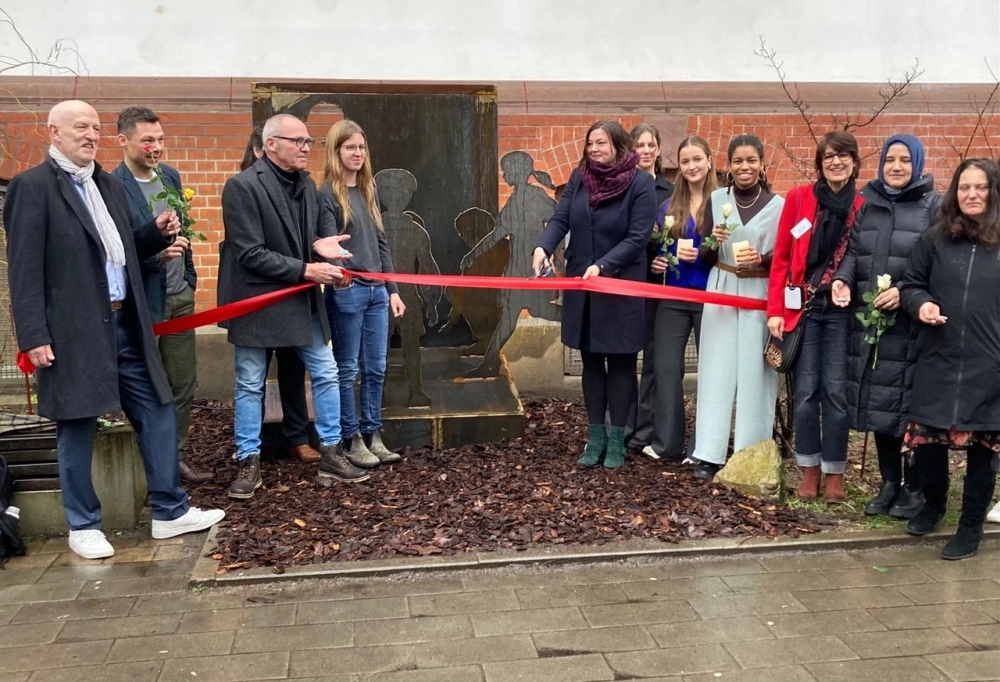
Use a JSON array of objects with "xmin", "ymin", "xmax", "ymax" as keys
[{"xmin": 0, "ymin": 531, "xmax": 997, "ymax": 681}]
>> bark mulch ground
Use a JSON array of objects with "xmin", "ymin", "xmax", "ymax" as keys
[{"xmin": 185, "ymin": 398, "xmax": 834, "ymax": 574}]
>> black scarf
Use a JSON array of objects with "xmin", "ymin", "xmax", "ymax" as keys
[{"xmin": 808, "ymin": 179, "xmax": 856, "ymax": 272}]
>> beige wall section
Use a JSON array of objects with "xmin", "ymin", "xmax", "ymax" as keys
[{"xmin": 2, "ymin": 0, "xmax": 997, "ymax": 83}]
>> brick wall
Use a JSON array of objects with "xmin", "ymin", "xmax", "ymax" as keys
[{"xmin": 2, "ymin": 107, "xmax": 994, "ymax": 312}]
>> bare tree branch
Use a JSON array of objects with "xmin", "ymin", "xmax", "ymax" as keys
[
  {"xmin": 0, "ymin": 8, "xmax": 87, "ymax": 76},
  {"xmin": 777, "ymin": 141, "xmax": 815, "ymax": 183},
  {"xmin": 754, "ymin": 36, "xmax": 819, "ymax": 143},
  {"xmin": 846, "ymin": 59, "xmax": 924, "ymax": 130}
]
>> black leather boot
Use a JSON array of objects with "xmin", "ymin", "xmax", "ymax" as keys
[
  {"xmin": 864, "ymin": 480, "xmax": 900, "ymax": 516},
  {"xmin": 906, "ymin": 444, "xmax": 948, "ymax": 536},
  {"xmin": 888, "ymin": 484, "xmax": 924, "ymax": 519}
]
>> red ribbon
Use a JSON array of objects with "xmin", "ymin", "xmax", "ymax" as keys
[{"xmin": 16, "ymin": 272, "xmax": 766, "ymax": 375}]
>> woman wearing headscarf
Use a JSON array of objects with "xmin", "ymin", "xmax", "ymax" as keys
[
  {"xmin": 767, "ymin": 132, "xmax": 865, "ymax": 502},
  {"xmin": 533, "ymin": 120, "xmax": 657, "ymax": 469},
  {"xmin": 897, "ymin": 158, "xmax": 1000, "ymax": 560},
  {"xmin": 832, "ymin": 134, "xmax": 940, "ymax": 518}
]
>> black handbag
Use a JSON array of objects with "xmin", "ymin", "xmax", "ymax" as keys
[{"xmin": 764, "ymin": 320, "xmax": 806, "ymax": 373}]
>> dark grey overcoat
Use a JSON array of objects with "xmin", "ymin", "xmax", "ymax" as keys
[
  {"xmin": 4, "ymin": 157, "xmax": 173, "ymax": 420},
  {"xmin": 536, "ymin": 168, "xmax": 656, "ymax": 354},
  {"xmin": 220, "ymin": 158, "xmax": 331, "ymax": 348}
]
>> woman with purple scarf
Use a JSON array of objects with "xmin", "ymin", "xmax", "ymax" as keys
[{"xmin": 533, "ymin": 120, "xmax": 657, "ymax": 468}]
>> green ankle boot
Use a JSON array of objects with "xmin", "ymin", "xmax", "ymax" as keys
[
  {"xmin": 577, "ymin": 424, "xmax": 606, "ymax": 467},
  {"xmin": 604, "ymin": 426, "xmax": 626, "ymax": 469}
]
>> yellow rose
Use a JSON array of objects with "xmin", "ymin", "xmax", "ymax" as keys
[{"xmin": 183, "ymin": 188, "xmax": 196, "ymax": 201}]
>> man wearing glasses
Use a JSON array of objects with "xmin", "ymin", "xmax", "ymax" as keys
[{"xmin": 221, "ymin": 113, "xmax": 369, "ymax": 499}]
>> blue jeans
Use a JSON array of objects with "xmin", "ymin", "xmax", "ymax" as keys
[
  {"xmin": 233, "ymin": 314, "xmax": 341, "ymax": 460},
  {"xmin": 793, "ymin": 295, "xmax": 850, "ymax": 474},
  {"xmin": 56, "ymin": 309, "xmax": 188, "ymax": 529},
  {"xmin": 326, "ymin": 284, "xmax": 390, "ymax": 438}
]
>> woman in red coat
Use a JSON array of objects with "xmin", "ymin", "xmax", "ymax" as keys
[{"xmin": 767, "ymin": 132, "xmax": 865, "ymax": 502}]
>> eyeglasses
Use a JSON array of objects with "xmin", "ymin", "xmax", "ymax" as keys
[
  {"xmin": 341, "ymin": 144, "xmax": 367, "ymax": 154},
  {"xmin": 273, "ymin": 135, "xmax": 315, "ymax": 149},
  {"xmin": 822, "ymin": 151, "xmax": 854, "ymax": 164}
]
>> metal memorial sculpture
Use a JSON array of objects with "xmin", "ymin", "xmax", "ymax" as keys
[
  {"xmin": 375, "ymin": 168, "xmax": 442, "ymax": 407},
  {"xmin": 440, "ymin": 207, "xmax": 510, "ymax": 356},
  {"xmin": 459, "ymin": 151, "xmax": 559, "ymax": 377}
]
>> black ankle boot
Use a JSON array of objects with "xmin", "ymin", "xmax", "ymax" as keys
[
  {"xmin": 941, "ymin": 525, "xmax": 984, "ymax": 560},
  {"xmin": 906, "ymin": 504, "xmax": 945, "ymax": 536},
  {"xmin": 693, "ymin": 460, "xmax": 722, "ymax": 481},
  {"xmin": 864, "ymin": 481, "xmax": 901, "ymax": 516},
  {"xmin": 889, "ymin": 484, "xmax": 924, "ymax": 519}
]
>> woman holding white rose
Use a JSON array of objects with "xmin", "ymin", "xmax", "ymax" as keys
[
  {"xmin": 689, "ymin": 134, "xmax": 784, "ymax": 480},
  {"xmin": 644, "ymin": 136, "xmax": 716, "ymax": 461},
  {"xmin": 832, "ymin": 134, "xmax": 940, "ymax": 518},
  {"xmin": 767, "ymin": 131, "xmax": 864, "ymax": 501}
]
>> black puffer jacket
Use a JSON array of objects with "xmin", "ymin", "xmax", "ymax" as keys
[
  {"xmin": 835, "ymin": 176, "xmax": 940, "ymax": 436},
  {"xmin": 899, "ymin": 228, "xmax": 1000, "ymax": 431}
]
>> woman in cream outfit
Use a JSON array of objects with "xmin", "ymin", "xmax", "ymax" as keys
[{"xmin": 690, "ymin": 135, "xmax": 784, "ymax": 479}]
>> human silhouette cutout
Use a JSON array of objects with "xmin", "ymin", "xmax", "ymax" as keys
[
  {"xmin": 441, "ymin": 207, "xmax": 510, "ymax": 355},
  {"xmin": 460, "ymin": 151, "xmax": 559, "ymax": 377},
  {"xmin": 375, "ymin": 168, "xmax": 441, "ymax": 407}
]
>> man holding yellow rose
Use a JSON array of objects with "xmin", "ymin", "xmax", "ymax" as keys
[{"xmin": 112, "ymin": 106, "xmax": 211, "ymax": 485}]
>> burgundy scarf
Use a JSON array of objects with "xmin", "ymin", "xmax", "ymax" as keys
[{"xmin": 581, "ymin": 150, "xmax": 639, "ymax": 209}]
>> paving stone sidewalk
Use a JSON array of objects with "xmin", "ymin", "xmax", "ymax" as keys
[{"xmin": 1, "ymin": 532, "xmax": 997, "ymax": 681}]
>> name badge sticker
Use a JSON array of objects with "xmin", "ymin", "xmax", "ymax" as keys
[{"xmin": 791, "ymin": 219, "xmax": 812, "ymax": 239}]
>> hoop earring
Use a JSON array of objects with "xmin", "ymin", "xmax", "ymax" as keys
[
  {"xmin": 758, "ymin": 169, "xmax": 768, "ymax": 186},
  {"xmin": 725, "ymin": 171, "xmax": 734, "ymax": 187}
]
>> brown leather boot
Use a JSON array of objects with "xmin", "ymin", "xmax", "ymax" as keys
[
  {"xmin": 286, "ymin": 444, "xmax": 321, "ymax": 463},
  {"xmin": 178, "ymin": 459, "xmax": 213, "ymax": 485},
  {"xmin": 797, "ymin": 466, "xmax": 821, "ymax": 500},
  {"xmin": 317, "ymin": 443, "xmax": 370, "ymax": 484},
  {"xmin": 824, "ymin": 473, "xmax": 846, "ymax": 502}
]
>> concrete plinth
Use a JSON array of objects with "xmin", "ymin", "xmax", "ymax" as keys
[{"xmin": 12, "ymin": 426, "xmax": 148, "ymax": 536}]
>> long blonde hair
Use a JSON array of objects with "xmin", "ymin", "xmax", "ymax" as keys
[
  {"xmin": 322, "ymin": 120, "xmax": 383, "ymax": 231},
  {"xmin": 666, "ymin": 136, "xmax": 717, "ymax": 239}
]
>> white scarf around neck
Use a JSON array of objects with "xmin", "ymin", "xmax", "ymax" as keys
[{"xmin": 49, "ymin": 145, "xmax": 127, "ymax": 267}]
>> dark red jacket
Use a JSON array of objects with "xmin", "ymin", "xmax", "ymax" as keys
[{"xmin": 767, "ymin": 183, "xmax": 864, "ymax": 331}]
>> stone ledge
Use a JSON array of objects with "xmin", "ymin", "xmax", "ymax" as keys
[{"xmin": 189, "ymin": 523, "xmax": 1000, "ymax": 588}]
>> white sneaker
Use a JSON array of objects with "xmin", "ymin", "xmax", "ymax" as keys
[
  {"xmin": 641, "ymin": 445, "xmax": 661, "ymax": 460},
  {"xmin": 68, "ymin": 529, "xmax": 115, "ymax": 560},
  {"xmin": 987, "ymin": 501, "xmax": 1000, "ymax": 524},
  {"xmin": 151, "ymin": 507, "xmax": 226, "ymax": 540}
]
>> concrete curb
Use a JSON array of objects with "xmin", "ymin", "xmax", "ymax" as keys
[{"xmin": 189, "ymin": 523, "xmax": 1000, "ymax": 588}]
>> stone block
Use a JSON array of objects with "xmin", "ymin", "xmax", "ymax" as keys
[
  {"xmin": 714, "ymin": 439, "xmax": 783, "ymax": 500},
  {"xmin": 194, "ymin": 324, "xmax": 234, "ymax": 400},
  {"xmin": 13, "ymin": 426, "xmax": 147, "ymax": 536},
  {"xmin": 502, "ymin": 318, "xmax": 565, "ymax": 396}
]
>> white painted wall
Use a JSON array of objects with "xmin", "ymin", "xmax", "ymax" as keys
[{"xmin": 1, "ymin": 0, "xmax": 996, "ymax": 83}]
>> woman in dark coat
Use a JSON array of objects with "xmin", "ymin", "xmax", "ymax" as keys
[
  {"xmin": 832, "ymin": 134, "xmax": 940, "ymax": 518},
  {"xmin": 533, "ymin": 119, "xmax": 657, "ymax": 469},
  {"xmin": 897, "ymin": 157, "xmax": 1000, "ymax": 560}
]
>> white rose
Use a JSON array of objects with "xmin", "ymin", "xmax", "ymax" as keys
[
  {"xmin": 663, "ymin": 215, "xmax": 675, "ymax": 229},
  {"xmin": 877, "ymin": 273, "xmax": 892, "ymax": 291},
  {"xmin": 721, "ymin": 203, "xmax": 733, "ymax": 219}
]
